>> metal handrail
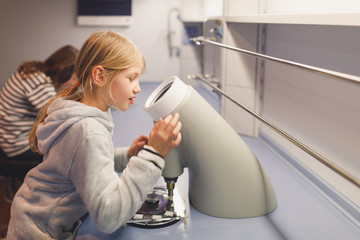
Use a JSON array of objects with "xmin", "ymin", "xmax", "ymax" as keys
[
  {"xmin": 191, "ymin": 74, "xmax": 360, "ymax": 187},
  {"xmin": 191, "ymin": 36, "xmax": 360, "ymax": 84}
]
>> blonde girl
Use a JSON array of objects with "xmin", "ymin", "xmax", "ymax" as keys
[{"xmin": 7, "ymin": 31, "xmax": 182, "ymax": 240}]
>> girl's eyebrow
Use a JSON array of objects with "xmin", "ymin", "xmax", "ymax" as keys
[{"xmin": 129, "ymin": 72, "xmax": 140, "ymax": 78}]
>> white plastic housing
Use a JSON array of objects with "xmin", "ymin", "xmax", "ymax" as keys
[{"xmin": 144, "ymin": 76, "xmax": 277, "ymax": 218}]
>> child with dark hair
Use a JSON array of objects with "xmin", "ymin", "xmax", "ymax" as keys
[{"xmin": 0, "ymin": 45, "xmax": 79, "ymax": 162}]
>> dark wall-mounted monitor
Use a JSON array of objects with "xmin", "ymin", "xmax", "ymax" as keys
[{"xmin": 77, "ymin": 0, "xmax": 132, "ymax": 26}]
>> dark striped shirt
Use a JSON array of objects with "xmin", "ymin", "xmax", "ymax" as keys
[{"xmin": 0, "ymin": 71, "xmax": 56, "ymax": 157}]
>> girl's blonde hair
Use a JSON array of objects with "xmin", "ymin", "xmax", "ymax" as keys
[{"xmin": 29, "ymin": 31, "xmax": 146, "ymax": 153}]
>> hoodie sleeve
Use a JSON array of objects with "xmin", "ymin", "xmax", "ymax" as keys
[
  {"xmin": 113, "ymin": 147, "xmax": 130, "ymax": 172},
  {"xmin": 69, "ymin": 131, "xmax": 164, "ymax": 234}
]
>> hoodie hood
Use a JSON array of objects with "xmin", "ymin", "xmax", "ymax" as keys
[{"xmin": 37, "ymin": 98, "xmax": 114, "ymax": 154}]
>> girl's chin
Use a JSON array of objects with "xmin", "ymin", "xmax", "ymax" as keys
[{"xmin": 110, "ymin": 102, "xmax": 129, "ymax": 111}]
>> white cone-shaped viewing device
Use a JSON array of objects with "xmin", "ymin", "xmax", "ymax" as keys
[{"xmin": 144, "ymin": 76, "xmax": 277, "ymax": 218}]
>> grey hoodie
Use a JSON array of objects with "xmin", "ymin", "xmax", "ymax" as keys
[{"xmin": 7, "ymin": 98, "xmax": 164, "ymax": 240}]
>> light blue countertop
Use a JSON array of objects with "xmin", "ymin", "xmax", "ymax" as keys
[{"xmin": 76, "ymin": 135, "xmax": 360, "ymax": 240}]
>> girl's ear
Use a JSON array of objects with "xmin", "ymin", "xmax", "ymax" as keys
[{"xmin": 91, "ymin": 66, "xmax": 106, "ymax": 87}]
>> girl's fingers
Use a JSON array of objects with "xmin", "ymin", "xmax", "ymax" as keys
[
  {"xmin": 172, "ymin": 132, "xmax": 182, "ymax": 147},
  {"xmin": 147, "ymin": 113, "xmax": 182, "ymax": 157},
  {"xmin": 160, "ymin": 113, "xmax": 180, "ymax": 132},
  {"xmin": 172, "ymin": 121, "xmax": 182, "ymax": 135},
  {"xmin": 168, "ymin": 122, "xmax": 182, "ymax": 141},
  {"xmin": 152, "ymin": 118, "xmax": 163, "ymax": 132},
  {"xmin": 137, "ymin": 134, "xmax": 148, "ymax": 143},
  {"xmin": 167, "ymin": 113, "xmax": 180, "ymax": 130},
  {"xmin": 137, "ymin": 140, "xmax": 147, "ymax": 147},
  {"xmin": 163, "ymin": 114, "xmax": 172, "ymax": 124}
]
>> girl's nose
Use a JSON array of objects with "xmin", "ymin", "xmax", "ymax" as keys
[{"xmin": 134, "ymin": 81, "xmax": 141, "ymax": 93}]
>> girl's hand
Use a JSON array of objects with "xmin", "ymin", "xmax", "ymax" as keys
[
  {"xmin": 148, "ymin": 113, "xmax": 182, "ymax": 157},
  {"xmin": 127, "ymin": 134, "xmax": 148, "ymax": 158}
]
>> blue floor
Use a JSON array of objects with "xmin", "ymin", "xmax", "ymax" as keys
[{"xmin": 77, "ymin": 82, "xmax": 360, "ymax": 239}]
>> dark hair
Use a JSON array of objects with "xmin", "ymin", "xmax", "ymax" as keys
[{"xmin": 17, "ymin": 45, "xmax": 79, "ymax": 88}]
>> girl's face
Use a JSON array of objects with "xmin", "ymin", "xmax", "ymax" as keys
[{"xmin": 109, "ymin": 63, "xmax": 142, "ymax": 111}]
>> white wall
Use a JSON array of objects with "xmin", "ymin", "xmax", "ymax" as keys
[
  {"xmin": 180, "ymin": 0, "xmax": 223, "ymax": 20},
  {"xmin": 224, "ymin": 0, "xmax": 360, "ymax": 15},
  {"xmin": 264, "ymin": 0, "xmax": 360, "ymax": 14},
  {"xmin": 219, "ymin": 0, "xmax": 360, "ymax": 206},
  {"xmin": 261, "ymin": 24, "xmax": 360, "ymax": 204},
  {"xmin": 222, "ymin": 23, "xmax": 260, "ymax": 136},
  {"xmin": 0, "ymin": 0, "xmax": 181, "ymax": 88}
]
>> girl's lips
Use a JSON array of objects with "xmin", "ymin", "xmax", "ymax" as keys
[{"xmin": 129, "ymin": 98, "xmax": 135, "ymax": 104}]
